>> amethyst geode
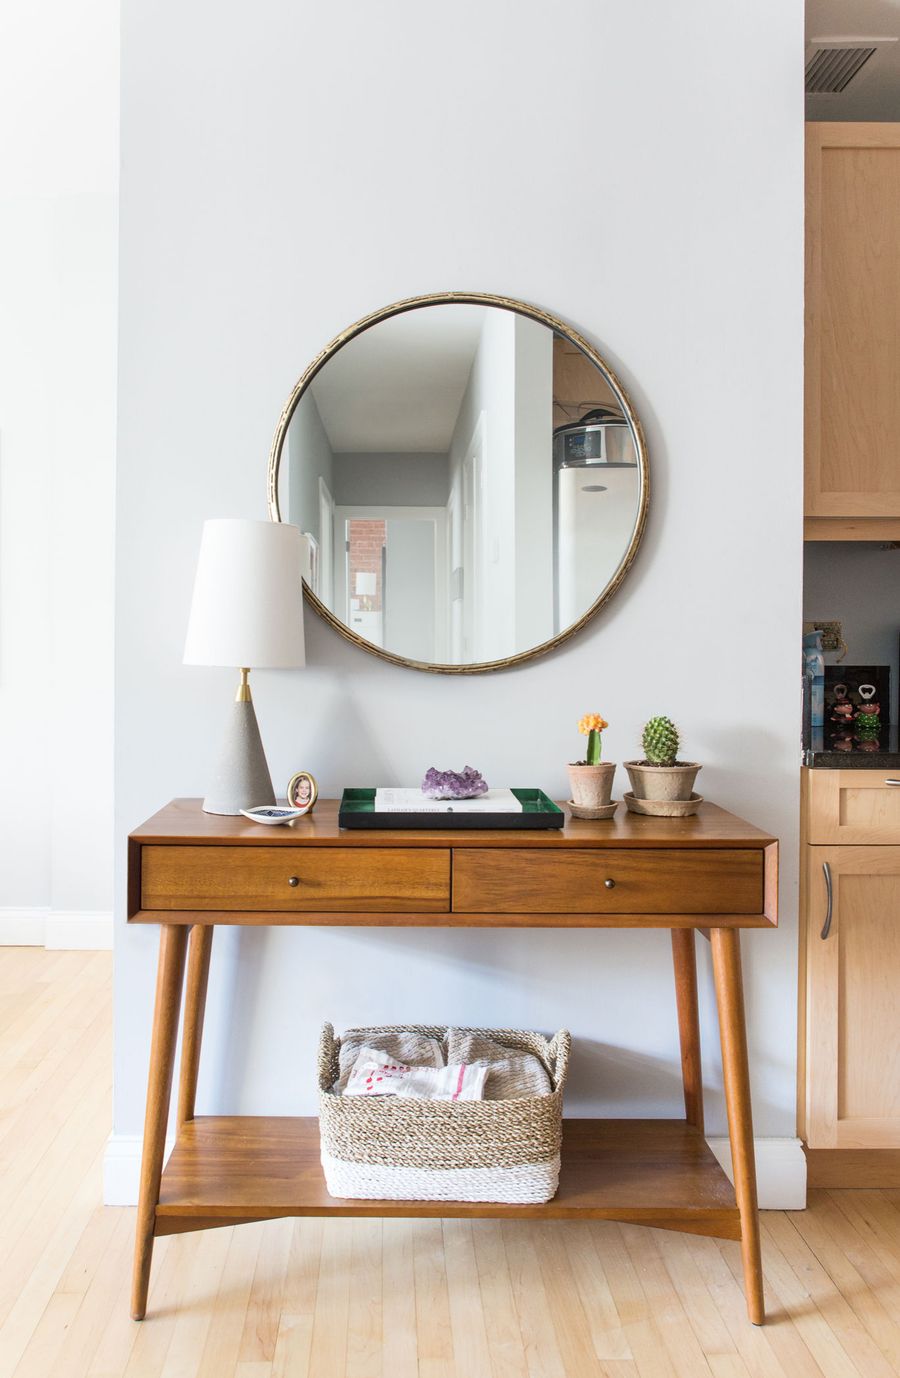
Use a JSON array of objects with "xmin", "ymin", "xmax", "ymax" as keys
[{"xmin": 421, "ymin": 766, "xmax": 489, "ymax": 800}]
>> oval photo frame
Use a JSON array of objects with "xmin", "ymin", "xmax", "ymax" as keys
[
  {"xmin": 286, "ymin": 770, "xmax": 318, "ymax": 814},
  {"xmin": 267, "ymin": 291, "xmax": 649, "ymax": 674}
]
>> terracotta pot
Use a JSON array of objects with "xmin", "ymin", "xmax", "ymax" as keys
[
  {"xmin": 567, "ymin": 762, "xmax": 616, "ymax": 809},
  {"xmin": 623, "ymin": 761, "xmax": 701, "ymax": 802}
]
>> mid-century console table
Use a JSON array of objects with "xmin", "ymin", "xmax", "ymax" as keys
[{"xmin": 127, "ymin": 798, "xmax": 778, "ymax": 1323}]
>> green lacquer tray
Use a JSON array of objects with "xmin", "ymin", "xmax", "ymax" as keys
[{"xmin": 338, "ymin": 788, "xmax": 565, "ymax": 830}]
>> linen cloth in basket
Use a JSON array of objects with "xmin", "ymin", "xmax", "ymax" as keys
[{"xmin": 318, "ymin": 1022, "xmax": 571, "ymax": 1204}]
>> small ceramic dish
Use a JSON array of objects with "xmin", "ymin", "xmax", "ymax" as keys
[{"xmin": 240, "ymin": 806, "xmax": 309, "ymax": 825}]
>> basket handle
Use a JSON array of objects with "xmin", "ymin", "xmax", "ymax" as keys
[
  {"xmin": 548, "ymin": 1029, "xmax": 572, "ymax": 1090},
  {"xmin": 317, "ymin": 1022, "xmax": 338, "ymax": 1091}
]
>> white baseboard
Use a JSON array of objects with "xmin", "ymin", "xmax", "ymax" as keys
[
  {"xmin": 102, "ymin": 1132, "xmax": 807, "ymax": 1210},
  {"xmin": 45, "ymin": 909, "xmax": 113, "ymax": 950},
  {"xmin": 103, "ymin": 1135, "xmax": 175, "ymax": 1205},
  {"xmin": 0, "ymin": 906, "xmax": 113, "ymax": 950},
  {"xmin": 0, "ymin": 907, "xmax": 48, "ymax": 945},
  {"xmin": 708, "ymin": 1136, "xmax": 807, "ymax": 1210}
]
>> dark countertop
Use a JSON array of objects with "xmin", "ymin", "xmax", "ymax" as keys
[{"xmin": 804, "ymin": 725, "xmax": 900, "ymax": 769}]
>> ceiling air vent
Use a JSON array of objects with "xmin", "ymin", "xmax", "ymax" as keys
[
  {"xmin": 805, "ymin": 44, "xmax": 877, "ymax": 93},
  {"xmin": 805, "ymin": 37, "xmax": 898, "ymax": 94}
]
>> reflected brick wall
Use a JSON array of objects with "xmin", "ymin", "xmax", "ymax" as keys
[{"xmin": 347, "ymin": 519, "xmax": 385, "ymax": 610}]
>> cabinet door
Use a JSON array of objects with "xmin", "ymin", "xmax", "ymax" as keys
[
  {"xmin": 806, "ymin": 124, "xmax": 900, "ymax": 519},
  {"xmin": 806, "ymin": 847, "xmax": 900, "ymax": 1147}
]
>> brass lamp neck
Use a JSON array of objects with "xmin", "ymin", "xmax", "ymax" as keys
[{"xmin": 235, "ymin": 667, "xmax": 252, "ymax": 703}]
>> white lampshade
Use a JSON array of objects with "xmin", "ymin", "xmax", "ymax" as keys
[{"xmin": 184, "ymin": 519, "xmax": 306, "ymax": 668}]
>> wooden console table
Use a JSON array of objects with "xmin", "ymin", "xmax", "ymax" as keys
[{"xmin": 127, "ymin": 798, "xmax": 778, "ymax": 1323}]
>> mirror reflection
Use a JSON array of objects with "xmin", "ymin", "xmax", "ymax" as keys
[{"xmin": 274, "ymin": 300, "xmax": 646, "ymax": 669}]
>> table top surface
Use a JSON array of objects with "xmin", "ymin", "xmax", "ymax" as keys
[{"xmin": 131, "ymin": 799, "xmax": 777, "ymax": 850}]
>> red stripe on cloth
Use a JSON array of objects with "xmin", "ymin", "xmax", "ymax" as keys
[{"xmin": 451, "ymin": 1064, "xmax": 466, "ymax": 1102}]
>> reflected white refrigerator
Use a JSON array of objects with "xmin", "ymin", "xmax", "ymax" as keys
[{"xmin": 555, "ymin": 463, "xmax": 641, "ymax": 631}]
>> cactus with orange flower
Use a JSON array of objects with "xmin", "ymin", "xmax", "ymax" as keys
[{"xmin": 577, "ymin": 712, "xmax": 608, "ymax": 766}]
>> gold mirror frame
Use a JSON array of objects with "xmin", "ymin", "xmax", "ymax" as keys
[{"xmin": 267, "ymin": 291, "xmax": 650, "ymax": 674}]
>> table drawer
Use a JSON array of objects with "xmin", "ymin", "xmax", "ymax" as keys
[
  {"xmin": 141, "ymin": 846, "xmax": 450, "ymax": 913},
  {"xmin": 807, "ymin": 769, "xmax": 900, "ymax": 844},
  {"xmin": 452, "ymin": 848, "xmax": 763, "ymax": 914}
]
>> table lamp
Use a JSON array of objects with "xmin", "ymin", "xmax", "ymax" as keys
[{"xmin": 184, "ymin": 518, "xmax": 306, "ymax": 814}]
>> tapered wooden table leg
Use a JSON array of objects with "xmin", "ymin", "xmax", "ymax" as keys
[
  {"xmin": 131, "ymin": 923, "xmax": 189, "ymax": 1321},
  {"xmin": 671, "ymin": 928, "xmax": 704, "ymax": 1133},
  {"xmin": 177, "ymin": 924, "xmax": 213, "ymax": 1125},
  {"xmin": 711, "ymin": 926, "xmax": 764, "ymax": 1325}
]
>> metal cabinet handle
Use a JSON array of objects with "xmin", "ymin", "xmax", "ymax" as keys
[
  {"xmin": 288, "ymin": 876, "xmax": 300, "ymax": 887},
  {"xmin": 604, "ymin": 878, "xmax": 616, "ymax": 889},
  {"xmin": 886, "ymin": 779, "xmax": 900, "ymax": 786},
  {"xmin": 820, "ymin": 861, "xmax": 833, "ymax": 939}
]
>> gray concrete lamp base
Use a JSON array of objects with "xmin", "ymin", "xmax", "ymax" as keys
[{"xmin": 203, "ymin": 697, "xmax": 276, "ymax": 815}]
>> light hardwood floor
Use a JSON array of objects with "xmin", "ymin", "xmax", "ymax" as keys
[{"xmin": 4, "ymin": 950, "xmax": 900, "ymax": 1378}]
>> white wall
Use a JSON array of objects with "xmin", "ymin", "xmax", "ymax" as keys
[
  {"xmin": 448, "ymin": 310, "xmax": 518, "ymax": 660},
  {"xmin": 114, "ymin": 1, "xmax": 804, "ymax": 1177},
  {"xmin": 332, "ymin": 453, "xmax": 450, "ymax": 507},
  {"xmin": 0, "ymin": 1, "xmax": 117, "ymax": 944},
  {"xmin": 445, "ymin": 311, "xmax": 554, "ymax": 657},
  {"xmin": 384, "ymin": 517, "xmax": 438, "ymax": 662},
  {"xmin": 513, "ymin": 316, "xmax": 554, "ymax": 649},
  {"xmin": 287, "ymin": 390, "xmax": 332, "ymax": 540}
]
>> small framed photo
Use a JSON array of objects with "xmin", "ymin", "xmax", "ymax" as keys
[{"xmin": 287, "ymin": 770, "xmax": 318, "ymax": 814}]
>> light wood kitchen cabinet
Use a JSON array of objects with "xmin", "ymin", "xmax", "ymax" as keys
[
  {"xmin": 803, "ymin": 845, "xmax": 900, "ymax": 1148},
  {"xmin": 805, "ymin": 124, "xmax": 900, "ymax": 539},
  {"xmin": 800, "ymin": 770, "xmax": 900, "ymax": 1182},
  {"xmin": 806, "ymin": 768, "xmax": 900, "ymax": 845}
]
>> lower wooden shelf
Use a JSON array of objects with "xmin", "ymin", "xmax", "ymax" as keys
[{"xmin": 155, "ymin": 1116, "xmax": 740, "ymax": 1240}]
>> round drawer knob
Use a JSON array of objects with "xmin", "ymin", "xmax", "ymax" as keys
[
  {"xmin": 604, "ymin": 878, "xmax": 616, "ymax": 889},
  {"xmin": 288, "ymin": 876, "xmax": 300, "ymax": 887}
]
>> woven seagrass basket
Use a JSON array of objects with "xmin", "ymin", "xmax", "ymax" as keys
[{"xmin": 318, "ymin": 1022, "xmax": 571, "ymax": 1204}]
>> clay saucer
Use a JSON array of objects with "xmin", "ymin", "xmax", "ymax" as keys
[
  {"xmin": 567, "ymin": 799, "xmax": 619, "ymax": 820},
  {"xmin": 623, "ymin": 792, "xmax": 703, "ymax": 818}
]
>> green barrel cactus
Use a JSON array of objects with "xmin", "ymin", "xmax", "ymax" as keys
[{"xmin": 642, "ymin": 716, "xmax": 680, "ymax": 767}]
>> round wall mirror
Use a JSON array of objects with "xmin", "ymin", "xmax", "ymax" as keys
[{"xmin": 267, "ymin": 293, "xmax": 649, "ymax": 673}]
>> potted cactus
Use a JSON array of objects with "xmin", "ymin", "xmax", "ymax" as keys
[
  {"xmin": 624, "ymin": 716, "xmax": 702, "ymax": 810},
  {"xmin": 568, "ymin": 713, "xmax": 617, "ymax": 817}
]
